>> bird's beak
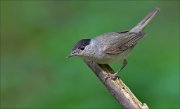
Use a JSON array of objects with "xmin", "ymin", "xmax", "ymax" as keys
[
  {"xmin": 66, "ymin": 50, "xmax": 78, "ymax": 58},
  {"xmin": 66, "ymin": 53, "xmax": 74, "ymax": 58}
]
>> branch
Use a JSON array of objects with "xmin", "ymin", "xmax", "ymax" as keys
[{"xmin": 84, "ymin": 60, "xmax": 149, "ymax": 109}]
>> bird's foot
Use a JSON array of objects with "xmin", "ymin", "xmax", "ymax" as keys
[
  {"xmin": 109, "ymin": 72, "xmax": 119, "ymax": 80},
  {"xmin": 104, "ymin": 72, "xmax": 119, "ymax": 81}
]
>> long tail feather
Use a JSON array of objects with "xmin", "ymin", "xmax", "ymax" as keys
[{"xmin": 130, "ymin": 8, "xmax": 160, "ymax": 33}]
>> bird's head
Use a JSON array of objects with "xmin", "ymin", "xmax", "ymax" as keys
[{"xmin": 67, "ymin": 39, "xmax": 92, "ymax": 58}]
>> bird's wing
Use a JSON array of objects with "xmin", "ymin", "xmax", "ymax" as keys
[{"xmin": 99, "ymin": 32, "xmax": 145, "ymax": 55}]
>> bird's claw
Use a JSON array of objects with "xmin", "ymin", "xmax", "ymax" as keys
[
  {"xmin": 109, "ymin": 72, "xmax": 119, "ymax": 80},
  {"xmin": 104, "ymin": 72, "xmax": 119, "ymax": 81}
]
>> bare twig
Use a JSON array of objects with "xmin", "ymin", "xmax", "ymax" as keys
[{"xmin": 84, "ymin": 60, "xmax": 149, "ymax": 109}]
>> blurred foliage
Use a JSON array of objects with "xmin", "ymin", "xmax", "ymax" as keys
[{"xmin": 0, "ymin": 1, "xmax": 179, "ymax": 109}]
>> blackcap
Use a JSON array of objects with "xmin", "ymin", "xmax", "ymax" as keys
[{"xmin": 68, "ymin": 8, "xmax": 160, "ymax": 77}]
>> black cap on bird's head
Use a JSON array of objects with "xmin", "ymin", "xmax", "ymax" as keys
[{"xmin": 67, "ymin": 39, "xmax": 91, "ymax": 58}]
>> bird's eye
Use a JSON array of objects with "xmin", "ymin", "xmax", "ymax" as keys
[{"xmin": 79, "ymin": 46, "xmax": 85, "ymax": 50}]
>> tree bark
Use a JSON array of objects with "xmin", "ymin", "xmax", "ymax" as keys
[{"xmin": 84, "ymin": 60, "xmax": 149, "ymax": 109}]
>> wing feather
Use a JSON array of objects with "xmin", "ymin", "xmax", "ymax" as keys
[{"xmin": 104, "ymin": 32, "xmax": 145, "ymax": 55}]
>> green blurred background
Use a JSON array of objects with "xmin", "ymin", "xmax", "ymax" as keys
[{"xmin": 0, "ymin": 1, "xmax": 179, "ymax": 109}]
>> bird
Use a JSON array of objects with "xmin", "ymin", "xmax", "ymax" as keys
[{"xmin": 68, "ymin": 8, "xmax": 160, "ymax": 78}]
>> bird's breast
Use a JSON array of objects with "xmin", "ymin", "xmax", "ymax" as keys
[{"xmin": 90, "ymin": 48, "xmax": 133, "ymax": 64}]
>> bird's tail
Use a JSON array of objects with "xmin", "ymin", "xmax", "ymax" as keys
[{"xmin": 130, "ymin": 8, "xmax": 160, "ymax": 33}]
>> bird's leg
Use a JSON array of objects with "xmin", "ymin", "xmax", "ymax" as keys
[
  {"xmin": 117, "ymin": 59, "xmax": 128, "ymax": 74},
  {"xmin": 109, "ymin": 59, "xmax": 128, "ymax": 79}
]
